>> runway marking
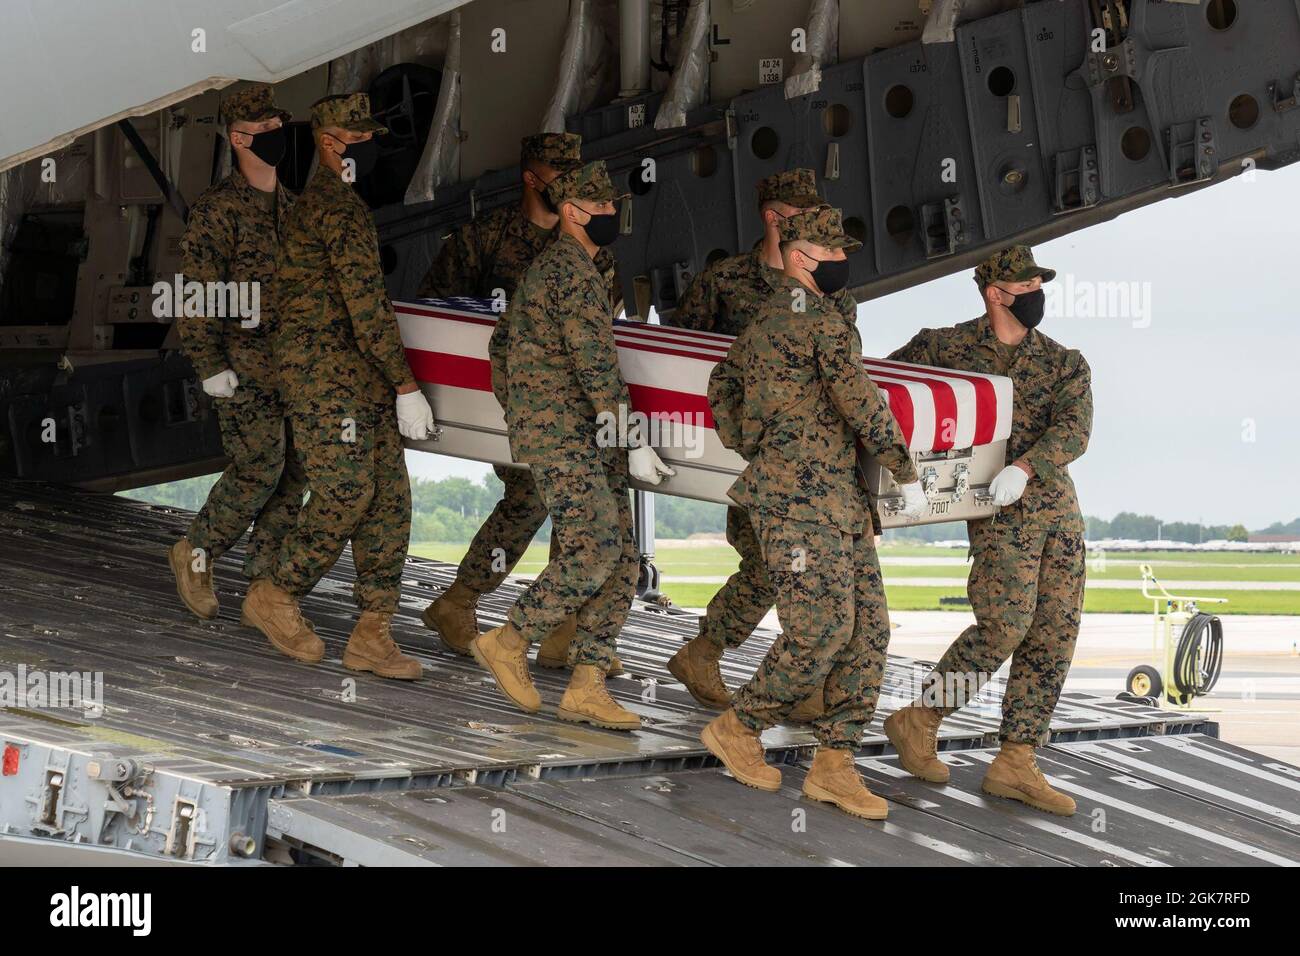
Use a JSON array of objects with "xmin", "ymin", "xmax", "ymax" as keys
[
  {"xmin": 1041, "ymin": 774, "xmax": 1299, "ymax": 866},
  {"xmin": 1145, "ymin": 736, "xmax": 1300, "ymax": 794},
  {"xmin": 1073, "ymin": 742, "xmax": 1300, "ymax": 826},
  {"xmin": 857, "ymin": 757, "xmax": 1169, "ymax": 866}
]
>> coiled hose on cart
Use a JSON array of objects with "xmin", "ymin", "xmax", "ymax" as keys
[{"xmin": 1172, "ymin": 613, "xmax": 1224, "ymax": 698}]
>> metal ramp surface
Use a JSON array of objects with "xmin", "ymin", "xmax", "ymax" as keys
[
  {"xmin": 264, "ymin": 736, "xmax": 1300, "ymax": 867},
  {"xmin": 1, "ymin": 483, "xmax": 1281, "ymax": 866}
]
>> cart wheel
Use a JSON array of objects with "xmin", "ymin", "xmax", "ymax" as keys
[{"xmin": 1126, "ymin": 665, "xmax": 1163, "ymax": 700}]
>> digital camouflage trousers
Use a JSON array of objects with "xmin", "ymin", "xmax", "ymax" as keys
[{"xmin": 732, "ymin": 512, "xmax": 892, "ymax": 749}]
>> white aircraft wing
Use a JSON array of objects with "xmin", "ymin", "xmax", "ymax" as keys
[{"xmin": 0, "ymin": 0, "xmax": 470, "ymax": 172}]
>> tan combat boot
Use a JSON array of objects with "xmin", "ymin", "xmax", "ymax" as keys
[
  {"xmin": 667, "ymin": 637, "xmax": 730, "ymax": 709},
  {"xmin": 701, "ymin": 709, "xmax": 781, "ymax": 792},
  {"xmin": 242, "ymin": 579, "xmax": 324, "ymax": 663},
  {"xmin": 557, "ymin": 664, "xmax": 641, "ymax": 731},
  {"xmin": 169, "ymin": 537, "xmax": 218, "ymax": 620},
  {"xmin": 342, "ymin": 611, "xmax": 422, "ymax": 680},
  {"xmin": 883, "ymin": 704, "xmax": 950, "ymax": 783},
  {"xmin": 470, "ymin": 622, "xmax": 541, "ymax": 712},
  {"xmin": 982, "ymin": 741, "xmax": 1077, "ymax": 816},
  {"xmin": 421, "ymin": 581, "xmax": 480, "ymax": 656},
  {"xmin": 535, "ymin": 616, "xmax": 625, "ymax": 677},
  {"xmin": 786, "ymin": 684, "xmax": 826, "ymax": 724},
  {"xmin": 802, "ymin": 747, "xmax": 889, "ymax": 820}
]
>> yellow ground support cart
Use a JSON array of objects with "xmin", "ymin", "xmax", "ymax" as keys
[{"xmin": 1122, "ymin": 564, "xmax": 1227, "ymax": 709}]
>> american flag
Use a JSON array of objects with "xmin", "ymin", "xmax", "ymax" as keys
[{"xmin": 396, "ymin": 298, "xmax": 1012, "ymax": 454}]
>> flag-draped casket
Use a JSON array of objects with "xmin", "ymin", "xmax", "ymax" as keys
[{"xmin": 397, "ymin": 298, "xmax": 1012, "ymax": 527}]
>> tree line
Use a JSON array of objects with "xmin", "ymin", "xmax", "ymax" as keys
[
  {"xmin": 118, "ymin": 474, "xmax": 1276, "ymax": 545},
  {"xmin": 119, "ymin": 471, "xmax": 733, "ymax": 543}
]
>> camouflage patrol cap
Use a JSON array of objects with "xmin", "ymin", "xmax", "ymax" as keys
[
  {"xmin": 521, "ymin": 132, "xmax": 583, "ymax": 171},
  {"xmin": 757, "ymin": 168, "xmax": 822, "ymax": 208},
  {"xmin": 778, "ymin": 205, "xmax": 862, "ymax": 252},
  {"xmin": 310, "ymin": 93, "xmax": 389, "ymax": 135},
  {"xmin": 544, "ymin": 159, "xmax": 630, "ymax": 207},
  {"xmin": 974, "ymin": 244, "xmax": 1056, "ymax": 288},
  {"xmin": 219, "ymin": 84, "xmax": 291, "ymax": 126}
]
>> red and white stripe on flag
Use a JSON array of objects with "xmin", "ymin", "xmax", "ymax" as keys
[{"xmin": 396, "ymin": 299, "xmax": 1012, "ymax": 453}]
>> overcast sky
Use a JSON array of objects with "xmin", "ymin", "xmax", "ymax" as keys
[{"xmin": 406, "ymin": 162, "xmax": 1300, "ymax": 531}]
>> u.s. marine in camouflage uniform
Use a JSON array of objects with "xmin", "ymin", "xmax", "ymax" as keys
[
  {"xmin": 418, "ymin": 134, "xmax": 625, "ymax": 675},
  {"xmin": 469, "ymin": 160, "xmax": 666, "ymax": 733},
  {"xmin": 416, "ymin": 133, "xmax": 620, "ymax": 307},
  {"xmin": 169, "ymin": 84, "xmax": 308, "ymax": 621},
  {"xmin": 883, "ymin": 244, "xmax": 1092, "ymax": 817},
  {"xmin": 242, "ymin": 93, "xmax": 435, "ymax": 681},
  {"xmin": 668, "ymin": 168, "xmax": 826, "ymax": 337},
  {"xmin": 664, "ymin": 169, "xmax": 855, "ymax": 714},
  {"xmin": 700, "ymin": 207, "xmax": 925, "ymax": 820}
]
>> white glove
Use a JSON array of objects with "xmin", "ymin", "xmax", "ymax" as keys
[
  {"xmin": 396, "ymin": 389, "xmax": 436, "ymax": 440},
  {"xmin": 989, "ymin": 464, "xmax": 1029, "ymax": 506},
  {"xmin": 628, "ymin": 446, "xmax": 676, "ymax": 485},
  {"xmin": 899, "ymin": 480, "xmax": 929, "ymax": 522},
  {"xmin": 202, "ymin": 369, "xmax": 238, "ymax": 398}
]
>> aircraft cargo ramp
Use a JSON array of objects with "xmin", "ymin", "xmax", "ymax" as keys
[{"xmin": 0, "ymin": 482, "xmax": 1296, "ymax": 867}]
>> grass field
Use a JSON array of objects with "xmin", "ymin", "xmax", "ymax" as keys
[
  {"xmin": 870, "ymin": 560, "xmax": 1300, "ymax": 583},
  {"xmin": 407, "ymin": 542, "xmax": 1300, "ymax": 615}
]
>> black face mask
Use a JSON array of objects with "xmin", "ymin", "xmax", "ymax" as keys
[
  {"xmin": 809, "ymin": 255, "xmax": 851, "ymax": 295},
  {"xmin": 1006, "ymin": 287, "xmax": 1046, "ymax": 329},
  {"xmin": 247, "ymin": 127, "xmax": 287, "ymax": 167},
  {"xmin": 580, "ymin": 205, "xmax": 621, "ymax": 247},
  {"xmin": 341, "ymin": 138, "xmax": 380, "ymax": 180}
]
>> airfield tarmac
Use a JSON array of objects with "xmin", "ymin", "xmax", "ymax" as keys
[
  {"xmin": 411, "ymin": 541, "xmax": 1300, "ymax": 763},
  {"xmin": 795, "ymin": 609, "xmax": 1300, "ymax": 765}
]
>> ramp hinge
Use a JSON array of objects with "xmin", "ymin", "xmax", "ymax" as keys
[
  {"xmin": 648, "ymin": 261, "xmax": 693, "ymax": 316},
  {"xmin": 920, "ymin": 197, "xmax": 968, "ymax": 259},
  {"xmin": 50, "ymin": 402, "xmax": 87, "ymax": 459},
  {"xmin": 1165, "ymin": 117, "xmax": 1216, "ymax": 186},
  {"xmin": 1269, "ymin": 73, "xmax": 1300, "ymax": 113},
  {"xmin": 1052, "ymin": 146, "xmax": 1101, "ymax": 213},
  {"xmin": 164, "ymin": 379, "xmax": 203, "ymax": 426}
]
